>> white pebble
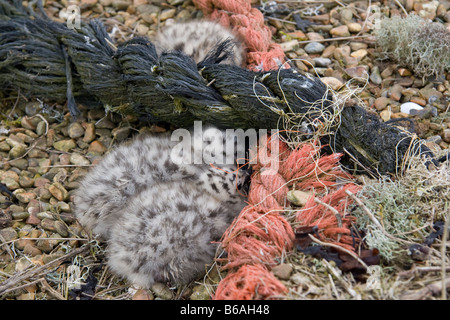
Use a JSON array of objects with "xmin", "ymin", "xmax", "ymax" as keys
[{"xmin": 400, "ymin": 102, "xmax": 423, "ymax": 115}]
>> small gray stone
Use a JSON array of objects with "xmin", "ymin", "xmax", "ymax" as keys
[
  {"xmin": 54, "ymin": 220, "xmax": 69, "ymax": 237},
  {"xmin": 68, "ymin": 122, "xmax": 85, "ymax": 139},
  {"xmin": 37, "ymin": 211, "xmax": 54, "ymax": 220},
  {"xmin": 410, "ymin": 106, "xmax": 438, "ymax": 119},
  {"xmin": 304, "ymin": 41, "xmax": 325, "ymax": 54},
  {"xmin": 0, "ymin": 227, "xmax": 18, "ymax": 242},
  {"xmin": 112, "ymin": 127, "xmax": 131, "ymax": 142},
  {"xmin": 313, "ymin": 57, "xmax": 332, "ymax": 67},
  {"xmin": 12, "ymin": 211, "xmax": 30, "ymax": 220},
  {"xmin": 369, "ymin": 66, "xmax": 382, "ymax": 85}
]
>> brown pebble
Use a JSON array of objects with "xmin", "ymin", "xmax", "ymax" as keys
[
  {"xmin": 443, "ymin": 129, "xmax": 450, "ymax": 143},
  {"xmin": 23, "ymin": 243, "xmax": 42, "ymax": 256},
  {"xmin": 389, "ymin": 84, "xmax": 404, "ymax": 101},
  {"xmin": 82, "ymin": 122, "xmax": 96, "ymax": 143},
  {"xmin": 132, "ymin": 289, "xmax": 154, "ymax": 300},
  {"xmin": 410, "ymin": 96, "xmax": 426, "ymax": 106},
  {"xmin": 48, "ymin": 182, "xmax": 69, "ymax": 201},
  {"xmin": 330, "ymin": 25, "xmax": 350, "ymax": 37},
  {"xmin": 88, "ymin": 140, "xmax": 108, "ymax": 155},
  {"xmin": 373, "ymin": 97, "xmax": 391, "ymax": 111},
  {"xmin": 272, "ymin": 263, "xmax": 293, "ymax": 280}
]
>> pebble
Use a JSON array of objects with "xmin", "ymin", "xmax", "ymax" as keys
[
  {"xmin": 189, "ymin": 284, "xmax": 211, "ymax": 300},
  {"xmin": 443, "ymin": 129, "xmax": 450, "ymax": 143},
  {"xmin": 272, "ymin": 263, "xmax": 293, "ymax": 280},
  {"xmin": 19, "ymin": 172, "xmax": 34, "ymax": 188},
  {"xmin": 347, "ymin": 22, "xmax": 362, "ymax": 33},
  {"xmin": 0, "ymin": 227, "xmax": 18, "ymax": 242},
  {"xmin": 333, "ymin": 45, "xmax": 350, "ymax": 61},
  {"xmin": 313, "ymin": 57, "xmax": 332, "ymax": 67},
  {"xmin": 23, "ymin": 243, "xmax": 42, "ymax": 256},
  {"xmin": 159, "ymin": 8, "xmax": 176, "ymax": 21},
  {"xmin": 400, "ymin": 102, "xmax": 424, "ymax": 115},
  {"xmin": 330, "ymin": 25, "xmax": 350, "ymax": 37},
  {"xmin": 320, "ymin": 77, "xmax": 343, "ymax": 90},
  {"xmin": 112, "ymin": 127, "xmax": 131, "ymax": 141},
  {"xmin": 48, "ymin": 182, "xmax": 69, "ymax": 201},
  {"xmin": 9, "ymin": 145, "xmax": 27, "ymax": 159},
  {"xmin": 0, "ymin": 140, "xmax": 10, "ymax": 151},
  {"xmin": 321, "ymin": 45, "xmax": 335, "ymax": 58},
  {"xmin": 88, "ymin": 140, "xmax": 108, "ymax": 155},
  {"xmin": 14, "ymin": 191, "xmax": 36, "ymax": 203},
  {"xmin": 410, "ymin": 106, "xmax": 438, "ymax": 119},
  {"xmin": 82, "ymin": 123, "xmax": 96, "ymax": 143},
  {"xmin": 389, "ymin": 84, "xmax": 404, "ymax": 101},
  {"xmin": 15, "ymin": 257, "xmax": 32, "ymax": 272},
  {"xmin": 53, "ymin": 139, "xmax": 76, "ymax": 152},
  {"xmin": 287, "ymin": 190, "xmax": 312, "ymax": 207},
  {"xmin": 280, "ymin": 40, "xmax": 299, "ymax": 52},
  {"xmin": 70, "ymin": 154, "xmax": 91, "ymax": 166},
  {"xmin": 151, "ymin": 282, "xmax": 173, "ymax": 300},
  {"xmin": 68, "ymin": 122, "xmax": 85, "ymax": 139},
  {"xmin": 132, "ymin": 289, "xmax": 154, "ymax": 300},
  {"xmin": 304, "ymin": 42, "xmax": 325, "ymax": 54},
  {"xmin": 380, "ymin": 109, "xmax": 392, "ymax": 122},
  {"xmin": 12, "ymin": 211, "xmax": 30, "ymax": 220},
  {"xmin": 350, "ymin": 49, "xmax": 368, "ymax": 60},
  {"xmin": 369, "ymin": 66, "xmax": 382, "ymax": 85},
  {"xmin": 112, "ymin": 0, "xmax": 131, "ymax": 10},
  {"xmin": 21, "ymin": 117, "xmax": 36, "ymax": 131},
  {"xmin": 11, "ymin": 159, "xmax": 29, "ymax": 170},
  {"xmin": 374, "ymin": 97, "xmax": 391, "ymax": 111},
  {"xmin": 345, "ymin": 66, "xmax": 368, "ymax": 80},
  {"xmin": 54, "ymin": 220, "xmax": 70, "ymax": 237},
  {"xmin": 398, "ymin": 68, "xmax": 412, "ymax": 77}
]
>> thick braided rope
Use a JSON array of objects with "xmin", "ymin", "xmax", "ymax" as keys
[
  {"xmin": 0, "ymin": 1, "xmax": 436, "ymax": 175},
  {"xmin": 0, "ymin": 11, "xmax": 324, "ymax": 130}
]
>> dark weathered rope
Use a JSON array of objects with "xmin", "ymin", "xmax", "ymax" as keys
[{"xmin": 0, "ymin": 0, "xmax": 438, "ymax": 175}]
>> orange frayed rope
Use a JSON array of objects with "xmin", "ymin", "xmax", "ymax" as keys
[
  {"xmin": 192, "ymin": 0, "xmax": 286, "ymax": 71},
  {"xmin": 214, "ymin": 134, "xmax": 362, "ymax": 300},
  {"xmin": 193, "ymin": 0, "xmax": 362, "ymax": 300}
]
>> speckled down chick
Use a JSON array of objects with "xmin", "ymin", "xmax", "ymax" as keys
[
  {"xmin": 154, "ymin": 20, "xmax": 245, "ymax": 66},
  {"xmin": 74, "ymin": 125, "xmax": 249, "ymax": 288}
]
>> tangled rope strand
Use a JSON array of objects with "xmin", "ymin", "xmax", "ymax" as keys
[
  {"xmin": 214, "ymin": 133, "xmax": 361, "ymax": 299},
  {"xmin": 0, "ymin": 0, "xmax": 437, "ymax": 175}
]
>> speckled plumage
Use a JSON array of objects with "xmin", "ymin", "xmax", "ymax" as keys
[
  {"xmin": 154, "ymin": 20, "xmax": 245, "ymax": 66},
  {"xmin": 74, "ymin": 126, "xmax": 248, "ymax": 288}
]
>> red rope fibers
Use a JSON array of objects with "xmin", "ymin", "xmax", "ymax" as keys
[
  {"xmin": 192, "ymin": 0, "xmax": 287, "ymax": 71},
  {"xmin": 214, "ymin": 134, "xmax": 361, "ymax": 300},
  {"xmin": 191, "ymin": 0, "xmax": 362, "ymax": 299}
]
